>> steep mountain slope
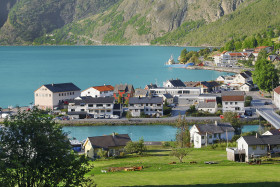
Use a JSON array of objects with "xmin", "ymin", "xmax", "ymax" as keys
[
  {"xmin": 0, "ymin": 0, "xmax": 278, "ymax": 46},
  {"xmin": 0, "ymin": 0, "xmax": 120, "ymax": 44},
  {"xmin": 153, "ymin": 0, "xmax": 280, "ymax": 46},
  {"xmin": 32, "ymin": 0, "xmax": 247, "ymax": 45}
]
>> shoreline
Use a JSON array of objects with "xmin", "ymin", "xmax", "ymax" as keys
[{"xmin": 186, "ymin": 65, "xmax": 254, "ymax": 74}]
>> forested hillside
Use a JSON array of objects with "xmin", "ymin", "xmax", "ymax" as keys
[{"xmin": 0, "ymin": 0, "xmax": 279, "ymax": 46}]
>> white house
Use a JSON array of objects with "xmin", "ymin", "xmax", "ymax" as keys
[
  {"xmin": 81, "ymin": 85, "xmax": 114, "ymax": 98},
  {"xmin": 128, "ymin": 97, "xmax": 163, "ymax": 117},
  {"xmin": 34, "ymin": 83, "xmax": 81, "ymax": 110},
  {"xmin": 197, "ymin": 101, "xmax": 217, "ymax": 113},
  {"xmin": 239, "ymin": 83, "xmax": 251, "ymax": 92},
  {"xmin": 273, "ymin": 86, "xmax": 280, "ymax": 109},
  {"xmin": 163, "ymin": 79, "xmax": 186, "ymax": 88},
  {"xmin": 190, "ymin": 122, "xmax": 235, "ymax": 148},
  {"xmin": 233, "ymin": 72, "xmax": 251, "ymax": 84},
  {"xmin": 222, "ymin": 91, "xmax": 245, "ymax": 114},
  {"xmin": 67, "ymin": 96, "xmax": 115, "ymax": 119},
  {"xmin": 227, "ymin": 134, "xmax": 280, "ymax": 162},
  {"xmin": 150, "ymin": 87, "xmax": 201, "ymax": 97}
]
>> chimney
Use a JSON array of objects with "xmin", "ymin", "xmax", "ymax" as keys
[
  {"xmin": 112, "ymin": 132, "xmax": 116, "ymax": 137},
  {"xmin": 52, "ymin": 83, "xmax": 54, "ymax": 86},
  {"xmin": 215, "ymin": 121, "xmax": 218, "ymax": 126},
  {"xmin": 256, "ymin": 133, "xmax": 259, "ymax": 138}
]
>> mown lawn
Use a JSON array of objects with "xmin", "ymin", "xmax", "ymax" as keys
[{"xmin": 87, "ymin": 146, "xmax": 280, "ymax": 187}]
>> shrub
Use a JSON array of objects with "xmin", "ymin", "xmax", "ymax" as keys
[
  {"xmin": 97, "ymin": 149, "xmax": 108, "ymax": 159},
  {"xmin": 245, "ymin": 96, "xmax": 253, "ymax": 101}
]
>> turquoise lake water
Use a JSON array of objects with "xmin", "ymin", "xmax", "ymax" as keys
[
  {"xmin": 63, "ymin": 125, "xmax": 260, "ymax": 142},
  {"xmin": 0, "ymin": 46, "xmax": 233, "ymax": 108}
]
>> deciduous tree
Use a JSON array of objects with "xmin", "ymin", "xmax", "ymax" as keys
[
  {"xmin": 170, "ymin": 148, "xmax": 191, "ymax": 163},
  {"xmin": 0, "ymin": 108, "xmax": 91, "ymax": 187}
]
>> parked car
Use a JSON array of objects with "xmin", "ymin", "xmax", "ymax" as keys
[
  {"xmin": 111, "ymin": 115, "xmax": 120, "ymax": 119},
  {"xmin": 99, "ymin": 114, "xmax": 104, "ymax": 119},
  {"xmin": 105, "ymin": 114, "xmax": 110, "ymax": 119}
]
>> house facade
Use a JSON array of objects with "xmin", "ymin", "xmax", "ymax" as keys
[
  {"xmin": 81, "ymin": 85, "xmax": 114, "ymax": 98},
  {"xmin": 150, "ymin": 87, "xmax": 201, "ymax": 97},
  {"xmin": 197, "ymin": 102, "xmax": 217, "ymax": 113},
  {"xmin": 273, "ymin": 86, "xmax": 280, "ymax": 109},
  {"xmin": 67, "ymin": 96, "xmax": 115, "ymax": 119},
  {"xmin": 84, "ymin": 133, "xmax": 131, "ymax": 159},
  {"xmin": 113, "ymin": 84, "xmax": 134, "ymax": 102},
  {"xmin": 128, "ymin": 97, "xmax": 163, "ymax": 117},
  {"xmin": 190, "ymin": 122, "xmax": 235, "ymax": 148},
  {"xmin": 34, "ymin": 83, "xmax": 80, "ymax": 110},
  {"xmin": 228, "ymin": 135, "xmax": 280, "ymax": 162},
  {"xmin": 222, "ymin": 91, "xmax": 245, "ymax": 114}
]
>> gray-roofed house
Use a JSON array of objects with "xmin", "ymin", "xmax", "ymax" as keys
[
  {"xmin": 134, "ymin": 89, "xmax": 148, "ymax": 97},
  {"xmin": 190, "ymin": 122, "xmax": 235, "ymax": 148},
  {"xmin": 34, "ymin": 83, "xmax": 81, "ymax": 110},
  {"xmin": 163, "ymin": 79, "xmax": 186, "ymax": 88},
  {"xmin": 233, "ymin": 72, "xmax": 252, "ymax": 84},
  {"xmin": 145, "ymin": 83, "xmax": 158, "ymax": 90},
  {"xmin": 128, "ymin": 97, "xmax": 163, "ymax": 117},
  {"xmin": 197, "ymin": 101, "xmax": 217, "ymax": 113},
  {"xmin": 67, "ymin": 96, "xmax": 115, "ymax": 119},
  {"xmin": 262, "ymin": 129, "xmax": 280, "ymax": 136},
  {"xmin": 227, "ymin": 134, "xmax": 280, "ymax": 162},
  {"xmin": 162, "ymin": 93, "xmax": 173, "ymax": 104},
  {"xmin": 84, "ymin": 133, "xmax": 131, "ymax": 158}
]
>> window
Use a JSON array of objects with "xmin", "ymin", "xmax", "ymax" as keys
[
  {"xmin": 252, "ymin": 145, "xmax": 257, "ymax": 150},
  {"xmin": 146, "ymin": 104, "xmax": 148, "ymax": 106},
  {"xmin": 71, "ymin": 109, "xmax": 75, "ymax": 112},
  {"xmin": 80, "ymin": 103, "xmax": 85, "ymax": 106},
  {"xmin": 230, "ymin": 102, "xmax": 233, "ymax": 105},
  {"xmin": 81, "ymin": 109, "xmax": 85, "ymax": 112},
  {"xmin": 209, "ymin": 135, "xmax": 212, "ymax": 139},
  {"xmin": 101, "ymin": 110, "xmax": 105, "ymax": 113},
  {"xmin": 201, "ymin": 136, "xmax": 204, "ymax": 139},
  {"xmin": 225, "ymin": 102, "xmax": 228, "ymax": 105},
  {"xmin": 107, "ymin": 110, "xmax": 111, "ymax": 113},
  {"xmin": 106, "ymin": 104, "xmax": 111, "ymax": 107},
  {"xmin": 49, "ymin": 94, "xmax": 51, "ymax": 97},
  {"xmin": 235, "ymin": 102, "xmax": 237, "ymax": 105},
  {"xmin": 157, "ymin": 104, "xmax": 161, "ymax": 107},
  {"xmin": 36, "ymin": 94, "xmax": 38, "ymax": 96},
  {"xmin": 88, "ymin": 104, "xmax": 93, "ymax": 107},
  {"xmin": 59, "ymin": 93, "xmax": 61, "ymax": 96},
  {"xmin": 135, "ymin": 109, "xmax": 138, "ymax": 112},
  {"xmin": 97, "ymin": 104, "xmax": 103, "ymax": 107}
]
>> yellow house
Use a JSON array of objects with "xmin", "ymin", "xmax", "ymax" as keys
[{"xmin": 83, "ymin": 133, "xmax": 131, "ymax": 159}]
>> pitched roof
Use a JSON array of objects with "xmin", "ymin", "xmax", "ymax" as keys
[
  {"xmin": 168, "ymin": 79, "xmax": 186, "ymax": 87},
  {"xmin": 42, "ymin": 83, "xmax": 80, "ymax": 93},
  {"xmin": 87, "ymin": 134, "xmax": 131, "ymax": 150},
  {"xmin": 134, "ymin": 89, "xmax": 148, "ymax": 97},
  {"xmin": 163, "ymin": 93, "xmax": 173, "ymax": 99},
  {"xmin": 198, "ymin": 102, "xmax": 216, "ymax": 109},
  {"xmin": 194, "ymin": 123, "xmax": 235, "ymax": 135},
  {"xmin": 92, "ymin": 85, "xmax": 114, "ymax": 92},
  {"xmin": 274, "ymin": 86, "xmax": 280, "ymax": 94},
  {"xmin": 129, "ymin": 97, "xmax": 163, "ymax": 104},
  {"xmin": 184, "ymin": 81, "xmax": 200, "ymax": 87},
  {"xmin": 239, "ymin": 72, "xmax": 249, "ymax": 79},
  {"xmin": 244, "ymin": 71, "xmax": 252, "ymax": 77},
  {"xmin": 114, "ymin": 84, "xmax": 134, "ymax": 94},
  {"xmin": 242, "ymin": 135, "xmax": 280, "ymax": 145},
  {"xmin": 68, "ymin": 96, "xmax": 114, "ymax": 105},
  {"xmin": 222, "ymin": 91, "xmax": 245, "ymax": 101},
  {"xmin": 268, "ymin": 129, "xmax": 280, "ymax": 135},
  {"xmin": 145, "ymin": 84, "xmax": 158, "ymax": 89}
]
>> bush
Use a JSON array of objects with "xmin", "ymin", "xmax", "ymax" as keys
[
  {"xmin": 163, "ymin": 106, "xmax": 172, "ymax": 115},
  {"xmin": 162, "ymin": 141, "xmax": 171, "ymax": 148},
  {"xmin": 125, "ymin": 138, "xmax": 146, "ymax": 155},
  {"xmin": 245, "ymin": 100, "xmax": 251, "ymax": 107},
  {"xmin": 245, "ymin": 96, "xmax": 253, "ymax": 101},
  {"xmin": 97, "ymin": 149, "xmax": 108, "ymax": 159}
]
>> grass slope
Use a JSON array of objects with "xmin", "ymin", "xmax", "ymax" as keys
[
  {"xmin": 89, "ymin": 146, "xmax": 280, "ymax": 186},
  {"xmin": 153, "ymin": 0, "xmax": 280, "ymax": 46}
]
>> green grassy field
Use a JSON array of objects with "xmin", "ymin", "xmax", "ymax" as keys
[{"xmin": 88, "ymin": 146, "xmax": 280, "ymax": 187}]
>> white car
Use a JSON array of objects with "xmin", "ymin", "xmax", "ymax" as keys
[
  {"xmin": 99, "ymin": 114, "xmax": 104, "ymax": 118},
  {"xmin": 105, "ymin": 114, "xmax": 110, "ymax": 119},
  {"xmin": 111, "ymin": 115, "xmax": 120, "ymax": 119}
]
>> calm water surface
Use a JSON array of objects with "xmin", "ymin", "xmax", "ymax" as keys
[
  {"xmin": 63, "ymin": 125, "xmax": 260, "ymax": 142},
  {"xmin": 0, "ymin": 46, "xmax": 233, "ymax": 108}
]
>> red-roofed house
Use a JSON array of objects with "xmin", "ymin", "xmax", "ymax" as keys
[
  {"xmin": 81, "ymin": 85, "xmax": 114, "ymax": 98},
  {"xmin": 274, "ymin": 86, "xmax": 280, "ymax": 109},
  {"xmin": 254, "ymin": 46, "xmax": 272, "ymax": 53}
]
